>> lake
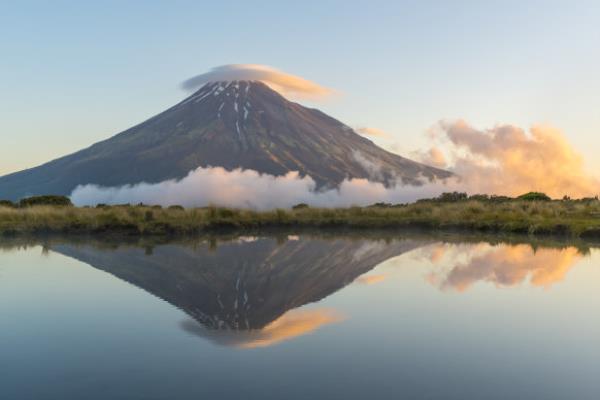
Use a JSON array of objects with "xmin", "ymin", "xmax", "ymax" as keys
[{"xmin": 1, "ymin": 233, "xmax": 599, "ymax": 399}]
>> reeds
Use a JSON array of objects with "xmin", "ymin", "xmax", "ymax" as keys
[{"xmin": 2, "ymin": 199, "xmax": 600, "ymax": 237}]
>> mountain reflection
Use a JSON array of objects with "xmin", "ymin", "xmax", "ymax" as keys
[
  {"xmin": 423, "ymin": 243, "xmax": 585, "ymax": 291},
  {"xmin": 8, "ymin": 233, "xmax": 586, "ymax": 347},
  {"xmin": 51, "ymin": 236, "xmax": 423, "ymax": 347}
]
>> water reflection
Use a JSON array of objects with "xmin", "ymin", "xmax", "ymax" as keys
[
  {"xmin": 423, "ymin": 243, "xmax": 584, "ymax": 291},
  {"xmin": 181, "ymin": 308, "xmax": 343, "ymax": 349},
  {"xmin": 3, "ymin": 233, "xmax": 592, "ymax": 348},
  {"xmin": 49, "ymin": 236, "xmax": 423, "ymax": 347},
  {"xmin": 2, "ymin": 234, "xmax": 598, "ymax": 400}
]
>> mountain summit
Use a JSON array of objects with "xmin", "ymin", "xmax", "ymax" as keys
[{"xmin": 0, "ymin": 80, "xmax": 451, "ymax": 200}]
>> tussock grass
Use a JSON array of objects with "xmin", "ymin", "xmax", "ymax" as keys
[{"xmin": 2, "ymin": 199, "xmax": 600, "ymax": 237}]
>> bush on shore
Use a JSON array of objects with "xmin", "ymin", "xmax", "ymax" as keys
[
  {"xmin": 0, "ymin": 200, "xmax": 16, "ymax": 208},
  {"xmin": 517, "ymin": 192, "xmax": 552, "ymax": 201},
  {"xmin": 18, "ymin": 195, "xmax": 73, "ymax": 207}
]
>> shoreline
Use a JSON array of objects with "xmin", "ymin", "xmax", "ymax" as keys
[{"xmin": 2, "ymin": 200, "xmax": 600, "ymax": 240}]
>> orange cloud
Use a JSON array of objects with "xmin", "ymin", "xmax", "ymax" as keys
[
  {"xmin": 181, "ymin": 64, "xmax": 334, "ymax": 100},
  {"xmin": 428, "ymin": 121, "xmax": 600, "ymax": 198},
  {"xmin": 356, "ymin": 127, "xmax": 394, "ymax": 139},
  {"xmin": 237, "ymin": 308, "xmax": 343, "ymax": 349},
  {"xmin": 182, "ymin": 308, "xmax": 343, "ymax": 349},
  {"xmin": 427, "ymin": 244, "xmax": 447, "ymax": 263},
  {"xmin": 415, "ymin": 147, "xmax": 448, "ymax": 169},
  {"xmin": 425, "ymin": 243, "xmax": 583, "ymax": 291},
  {"xmin": 354, "ymin": 273, "xmax": 388, "ymax": 285}
]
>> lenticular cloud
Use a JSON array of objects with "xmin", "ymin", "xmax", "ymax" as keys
[{"xmin": 180, "ymin": 64, "xmax": 333, "ymax": 100}]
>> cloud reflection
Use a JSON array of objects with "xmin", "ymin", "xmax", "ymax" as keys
[
  {"xmin": 423, "ymin": 243, "xmax": 584, "ymax": 291},
  {"xmin": 181, "ymin": 308, "xmax": 343, "ymax": 349}
]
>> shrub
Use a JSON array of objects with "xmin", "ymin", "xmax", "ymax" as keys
[
  {"xmin": 517, "ymin": 192, "xmax": 551, "ymax": 201},
  {"xmin": 0, "ymin": 200, "xmax": 15, "ymax": 208},
  {"xmin": 206, "ymin": 206, "xmax": 218, "ymax": 220},
  {"xmin": 292, "ymin": 203, "xmax": 309, "ymax": 210},
  {"xmin": 217, "ymin": 208, "xmax": 235, "ymax": 218},
  {"xmin": 436, "ymin": 192, "xmax": 468, "ymax": 202},
  {"xmin": 466, "ymin": 202, "xmax": 484, "ymax": 214},
  {"xmin": 275, "ymin": 208, "xmax": 288, "ymax": 221},
  {"xmin": 19, "ymin": 195, "xmax": 72, "ymax": 207},
  {"xmin": 368, "ymin": 202, "xmax": 392, "ymax": 208},
  {"xmin": 489, "ymin": 195, "xmax": 513, "ymax": 203},
  {"xmin": 468, "ymin": 194, "xmax": 490, "ymax": 202},
  {"xmin": 168, "ymin": 205, "xmax": 185, "ymax": 211}
]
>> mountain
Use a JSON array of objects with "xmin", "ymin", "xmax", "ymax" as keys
[{"xmin": 0, "ymin": 80, "xmax": 452, "ymax": 200}]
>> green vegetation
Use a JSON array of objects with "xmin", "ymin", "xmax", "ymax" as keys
[
  {"xmin": 18, "ymin": 195, "xmax": 73, "ymax": 207},
  {"xmin": 2, "ymin": 192, "xmax": 600, "ymax": 238},
  {"xmin": 292, "ymin": 203, "xmax": 310, "ymax": 210},
  {"xmin": 0, "ymin": 200, "xmax": 15, "ymax": 208},
  {"xmin": 517, "ymin": 192, "xmax": 552, "ymax": 201}
]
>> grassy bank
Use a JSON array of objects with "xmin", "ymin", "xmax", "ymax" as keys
[{"xmin": 2, "ymin": 196, "xmax": 600, "ymax": 237}]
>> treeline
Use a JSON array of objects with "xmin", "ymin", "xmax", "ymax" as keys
[
  {"xmin": 427, "ymin": 191, "xmax": 599, "ymax": 203},
  {"xmin": 368, "ymin": 191, "xmax": 599, "ymax": 208}
]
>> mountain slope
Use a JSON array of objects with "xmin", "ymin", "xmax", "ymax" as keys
[{"xmin": 0, "ymin": 81, "xmax": 452, "ymax": 200}]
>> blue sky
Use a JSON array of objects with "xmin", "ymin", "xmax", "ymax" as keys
[{"xmin": 1, "ymin": 0, "xmax": 599, "ymax": 175}]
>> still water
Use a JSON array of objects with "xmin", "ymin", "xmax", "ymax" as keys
[{"xmin": 1, "ymin": 234, "xmax": 599, "ymax": 399}]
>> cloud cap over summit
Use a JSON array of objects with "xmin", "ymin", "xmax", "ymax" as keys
[{"xmin": 181, "ymin": 64, "xmax": 334, "ymax": 100}]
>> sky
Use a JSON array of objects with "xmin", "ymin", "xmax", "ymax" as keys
[{"xmin": 1, "ymin": 0, "xmax": 600, "ymax": 177}]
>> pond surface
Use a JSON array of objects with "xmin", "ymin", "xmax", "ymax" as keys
[{"xmin": 1, "ymin": 234, "xmax": 599, "ymax": 399}]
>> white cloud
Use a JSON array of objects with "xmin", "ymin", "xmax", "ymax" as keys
[
  {"xmin": 70, "ymin": 166, "xmax": 450, "ymax": 209},
  {"xmin": 181, "ymin": 64, "xmax": 333, "ymax": 100}
]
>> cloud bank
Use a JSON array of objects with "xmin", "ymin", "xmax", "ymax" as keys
[
  {"xmin": 70, "ymin": 167, "xmax": 448, "ymax": 209},
  {"xmin": 420, "ymin": 121, "xmax": 600, "ymax": 198},
  {"xmin": 181, "ymin": 64, "xmax": 333, "ymax": 100}
]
